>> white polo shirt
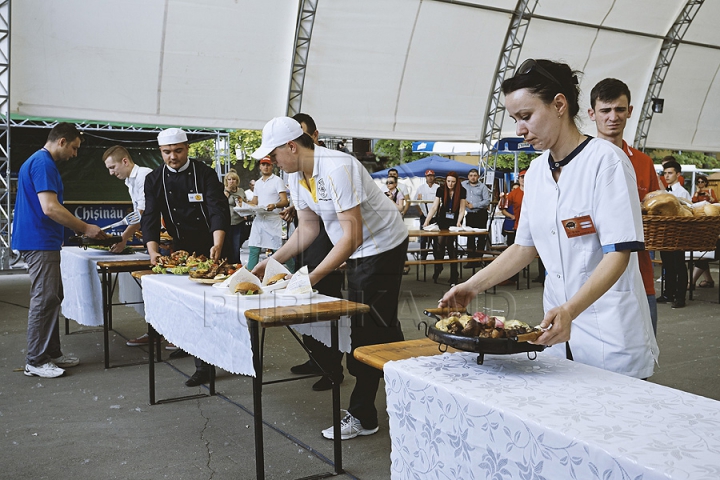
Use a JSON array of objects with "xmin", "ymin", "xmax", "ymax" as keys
[
  {"xmin": 124, "ymin": 164, "xmax": 153, "ymax": 212},
  {"xmin": 289, "ymin": 146, "xmax": 407, "ymax": 259},
  {"xmin": 415, "ymin": 182, "xmax": 439, "ymax": 216}
]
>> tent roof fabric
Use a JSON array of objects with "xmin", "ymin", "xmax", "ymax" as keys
[
  {"xmin": 370, "ymin": 156, "xmax": 477, "ymax": 179},
  {"xmin": 10, "ymin": 1, "xmax": 720, "ymax": 151}
]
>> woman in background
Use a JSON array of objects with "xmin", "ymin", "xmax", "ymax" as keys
[
  {"xmin": 222, "ymin": 171, "xmax": 246, "ymax": 264},
  {"xmin": 424, "ymin": 171, "xmax": 466, "ymax": 285}
]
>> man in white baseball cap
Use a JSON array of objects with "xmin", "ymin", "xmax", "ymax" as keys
[
  {"xmin": 251, "ymin": 117, "xmax": 304, "ymax": 160},
  {"xmin": 141, "ymin": 127, "xmax": 230, "ymax": 387},
  {"xmin": 251, "ymin": 116, "xmax": 409, "ymax": 441}
]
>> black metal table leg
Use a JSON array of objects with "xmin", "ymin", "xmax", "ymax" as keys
[
  {"xmin": 330, "ymin": 319, "xmax": 343, "ymax": 475},
  {"xmin": 148, "ymin": 323, "xmax": 157, "ymax": 405},
  {"xmin": 102, "ymin": 267, "xmax": 111, "ymax": 369},
  {"xmin": 249, "ymin": 319, "xmax": 265, "ymax": 480}
]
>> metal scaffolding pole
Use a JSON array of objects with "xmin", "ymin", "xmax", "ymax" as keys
[
  {"xmin": 634, "ymin": 0, "xmax": 704, "ymax": 151},
  {"xmin": 0, "ymin": 0, "xmax": 11, "ymax": 270},
  {"xmin": 286, "ymin": 0, "xmax": 318, "ymax": 117}
]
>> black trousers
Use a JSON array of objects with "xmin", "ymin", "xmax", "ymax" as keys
[
  {"xmin": 346, "ymin": 237, "xmax": 408, "ymax": 429},
  {"xmin": 660, "ymin": 250, "xmax": 687, "ymax": 301},
  {"xmin": 465, "ymin": 210, "xmax": 488, "ymax": 255}
]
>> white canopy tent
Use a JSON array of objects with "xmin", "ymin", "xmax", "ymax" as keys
[{"xmin": 8, "ymin": 0, "xmax": 720, "ymax": 151}]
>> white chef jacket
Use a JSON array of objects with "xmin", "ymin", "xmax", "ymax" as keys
[
  {"xmin": 516, "ymin": 138, "xmax": 659, "ymax": 378},
  {"xmin": 124, "ymin": 164, "xmax": 152, "ymax": 212},
  {"xmin": 248, "ymin": 173, "xmax": 286, "ymax": 250},
  {"xmin": 289, "ymin": 146, "xmax": 407, "ymax": 259}
]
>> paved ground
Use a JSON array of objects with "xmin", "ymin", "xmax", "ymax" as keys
[{"xmin": 1, "ymin": 256, "xmax": 718, "ymax": 479}]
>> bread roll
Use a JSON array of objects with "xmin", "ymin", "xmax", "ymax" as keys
[
  {"xmin": 705, "ymin": 204, "xmax": 720, "ymax": 216},
  {"xmin": 266, "ymin": 273, "xmax": 287, "ymax": 285},
  {"xmin": 643, "ymin": 193, "xmax": 681, "ymax": 216},
  {"xmin": 692, "ymin": 205, "xmax": 707, "ymax": 217},
  {"xmin": 234, "ymin": 281, "xmax": 261, "ymax": 295}
]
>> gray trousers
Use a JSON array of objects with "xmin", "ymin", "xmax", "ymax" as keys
[{"xmin": 23, "ymin": 250, "xmax": 63, "ymax": 366}]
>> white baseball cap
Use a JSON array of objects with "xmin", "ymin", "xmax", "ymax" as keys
[
  {"xmin": 251, "ymin": 117, "xmax": 304, "ymax": 159},
  {"xmin": 157, "ymin": 128, "xmax": 188, "ymax": 146}
]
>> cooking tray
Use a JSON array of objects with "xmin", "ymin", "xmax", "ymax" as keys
[
  {"xmin": 67, "ymin": 235, "xmax": 123, "ymax": 248},
  {"xmin": 423, "ymin": 308, "xmax": 545, "ymax": 365}
]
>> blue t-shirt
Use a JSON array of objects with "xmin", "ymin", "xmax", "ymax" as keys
[{"xmin": 12, "ymin": 149, "xmax": 65, "ymax": 250}]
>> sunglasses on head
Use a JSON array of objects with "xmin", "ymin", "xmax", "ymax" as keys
[{"xmin": 517, "ymin": 59, "xmax": 578, "ymax": 86}]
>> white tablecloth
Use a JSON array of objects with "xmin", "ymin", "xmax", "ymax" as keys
[
  {"xmin": 385, "ymin": 352, "xmax": 720, "ymax": 480},
  {"xmin": 60, "ymin": 247, "xmax": 149, "ymax": 326},
  {"xmin": 141, "ymin": 274, "xmax": 351, "ymax": 376}
]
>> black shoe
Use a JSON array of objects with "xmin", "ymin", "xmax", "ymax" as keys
[
  {"xmin": 290, "ymin": 360, "xmax": 322, "ymax": 375},
  {"xmin": 432, "ymin": 272, "xmax": 440, "ymax": 284},
  {"xmin": 185, "ymin": 369, "xmax": 211, "ymax": 387},
  {"xmin": 449, "ymin": 277, "xmax": 459, "ymax": 286},
  {"xmin": 656, "ymin": 295, "xmax": 673, "ymax": 304},
  {"xmin": 312, "ymin": 374, "xmax": 344, "ymax": 391},
  {"xmin": 671, "ymin": 299, "xmax": 686, "ymax": 309}
]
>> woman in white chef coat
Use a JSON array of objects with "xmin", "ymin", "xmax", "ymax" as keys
[{"xmin": 439, "ymin": 59, "xmax": 658, "ymax": 379}]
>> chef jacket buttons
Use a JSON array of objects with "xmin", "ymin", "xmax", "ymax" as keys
[
  {"xmin": 551, "ymin": 230, "xmax": 556, "ymax": 235},
  {"xmin": 556, "ymin": 274, "xmax": 561, "ymax": 279}
]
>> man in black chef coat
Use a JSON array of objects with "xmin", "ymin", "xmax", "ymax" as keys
[{"xmin": 142, "ymin": 128, "xmax": 230, "ymax": 387}]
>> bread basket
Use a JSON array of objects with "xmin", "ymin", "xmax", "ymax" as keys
[{"xmin": 643, "ymin": 216, "xmax": 720, "ymax": 251}]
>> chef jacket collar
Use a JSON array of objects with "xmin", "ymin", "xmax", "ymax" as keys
[
  {"xmin": 166, "ymin": 159, "xmax": 191, "ymax": 174},
  {"xmin": 548, "ymin": 135, "xmax": 593, "ymax": 172}
]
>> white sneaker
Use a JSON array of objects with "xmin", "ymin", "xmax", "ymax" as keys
[
  {"xmin": 24, "ymin": 362, "xmax": 65, "ymax": 378},
  {"xmin": 321, "ymin": 411, "xmax": 379, "ymax": 440},
  {"xmin": 52, "ymin": 354, "xmax": 80, "ymax": 368}
]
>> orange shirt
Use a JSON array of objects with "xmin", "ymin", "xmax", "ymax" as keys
[
  {"xmin": 623, "ymin": 141, "xmax": 659, "ymax": 295},
  {"xmin": 505, "ymin": 188, "xmax": 524, "ymax": 230}
]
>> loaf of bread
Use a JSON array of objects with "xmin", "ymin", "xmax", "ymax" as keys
[
  {"xmin": 642, "ymin": 192, "xmax": 682, "ymax": 216},
  {"xmin": 705, "ymin": 204, "xmax": 720, "ymax": 216}
]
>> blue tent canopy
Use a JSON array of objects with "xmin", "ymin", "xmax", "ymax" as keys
[
  {"xmin": 370, "ymin": 155, "xmax": 476, "ymax": 179},
  {"xmin": 492, "ymin": 137, "xmax": 540, "ymax": 153}
]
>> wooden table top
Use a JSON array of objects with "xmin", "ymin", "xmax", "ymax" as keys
[
  {"xmin": 244, "ymin": 299, "xmax": 369, "ymax": 327},
  {"xmin": 353, "ymin": 337, "xmax": 459, "ymax": 370},
  {"xmin": 407, "ymin": 229, "xmax": 488, "ymax": 237},
  {"xmin": 97, "ymin": 259, "xmax": 153, "ymax": 271},
  {"xmin": 131, "ymin": 270, "xmax": 155, "ymax": 280}
]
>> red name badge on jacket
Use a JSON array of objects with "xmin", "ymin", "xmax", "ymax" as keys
[{"xmin": 561, "ymin": 215, "xmax": 597, "ymax": 238}]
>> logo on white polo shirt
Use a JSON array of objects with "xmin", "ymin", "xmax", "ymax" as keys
[{"xmin": 317, "ymin": 178, "xmax": 328, "ymax": 200}]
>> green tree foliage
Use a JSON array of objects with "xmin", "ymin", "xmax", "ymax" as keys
[
  {"xmin": 488, "ymin": 152, "xmax": 536, "ymax": 171},
  {"xmin": 374, "ymin": 139, "xmax": 426, "ymax": 166},
  {"xmin": 646, "ymin": 149, "xmax": 720, "ymax": 169},
  {"xmin": 187, "ymin": 130, "xmax": 263, "ymax": 170}
]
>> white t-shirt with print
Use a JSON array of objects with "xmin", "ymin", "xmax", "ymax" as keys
[{"xmin": 289, "ymin": 147, "xmax": 407, "ymax": 259}]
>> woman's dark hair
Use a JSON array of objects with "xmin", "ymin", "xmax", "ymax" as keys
[
  {"xmin": 696, "ymin": 174, "xmax": 708, "ymax": 185},
  {"xmin": 443, "ymin": 171, "xmax": 463, "ymax": 213},
  {"xmin": 501, "ymin": 59, "xmax": 582, "ymax": 119}
]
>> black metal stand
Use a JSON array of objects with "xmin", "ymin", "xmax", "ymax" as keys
[
  {"xmin": 147, "ymin": 324, "xmax": 215, "ymax": 405},
  {"xmin": 249, "ymin": 318, "xmax": 343, "ymax": 480}
]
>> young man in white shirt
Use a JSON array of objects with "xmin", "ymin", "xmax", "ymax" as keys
[
  {"xmin": 251, "ymin": 117, "xmax": 408, "ymax": 441},
  {"xmin": 462, "ymin": 168, "xmax": 491, "ymax": 265},
  {"xmin": 103, "ymin": 146, "xmax": 153, "ymax": 253},
  {"xmin": 414, "ymin": 169, "xmax": 438, "ymax": 259},
  {"xmin": 103, "ymin": 145, "xmax": 156, "ymax": 348},
  {"xmin": 246, "ymin": 158, "xmax": 290, "ymax": 270},
  {"xmin": 658, "ymin": 159, "xmax": 691, "ymax": 308}
]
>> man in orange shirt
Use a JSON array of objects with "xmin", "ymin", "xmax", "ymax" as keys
[{"xmin": 589, "ymin": 78, "xmax": 660, "ymax": 334}]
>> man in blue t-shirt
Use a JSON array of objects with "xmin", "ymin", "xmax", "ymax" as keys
[{"xmin": 12, "ymin": 122, "xmax": 106, "ymax": 379}]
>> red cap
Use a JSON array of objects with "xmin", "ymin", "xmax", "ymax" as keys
[
  {"xmin": 425, "ymin": 169, "xmax": 435, "ymax": 176},
  {"xmin": 259, "ymin": 157, "xmax": 272, "ymax": 165},
  {"xmin": 519, "ymin": 170, "xmax": 527, "ymax": 176}
]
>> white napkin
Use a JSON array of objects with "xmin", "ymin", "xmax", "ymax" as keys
[
  {"xmin": 226, "ymin": 267, "xmax": 263, "ymax": 293},
  {"xmin": 283, "ymin": 266, "xmax": 313, "ymax": 295},
  {"xmin": 261, "ymin": 257, "xmax": 291, "ymax": 291},
  {"xmin": 449, "ymin": 226, "xmax": 462, "ymax": 232},
  {"xmin": 423, "ymin": 223, "xmax": 440, "ymax": 232}
]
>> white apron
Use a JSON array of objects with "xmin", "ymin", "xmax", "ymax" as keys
[{"xmin": 248, "ymin": 210, "xmax": 283, "ymax": 250}]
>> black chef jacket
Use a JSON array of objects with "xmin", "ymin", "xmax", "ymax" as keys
[{"xmin": 142, "ymin": 159, "xmax": 230, "ymax": 255}]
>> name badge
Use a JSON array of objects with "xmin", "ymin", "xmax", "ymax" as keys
[
  {"xmin": 188, "ymin": 193, "xmax": 204, "ymax": 203},
  {"xmin": 561, "ymin": 215, "xmax": 597, "ymax": 238},
  {"xmin": 445, "ymin": 212, "xmax": 455, "ymax": 219}
]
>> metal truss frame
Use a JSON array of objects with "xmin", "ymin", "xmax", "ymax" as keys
[
  {"xmin": 286, "ymin": 0, "xmax": 318, "ymax": 117},
  {"xmin": 634, "ymin": 0, "xmax": 705, "ymax": 151},
  {"xmin": 0, "ymin": 0, "xmax": 10, "ymax": 269}
]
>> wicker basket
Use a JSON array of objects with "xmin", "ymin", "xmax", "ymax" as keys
[{"xmin": 643, "ymin": 215, "xmax": 720, "ymax": 251}]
